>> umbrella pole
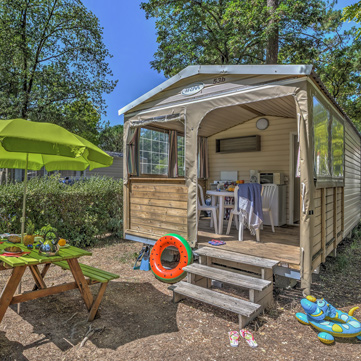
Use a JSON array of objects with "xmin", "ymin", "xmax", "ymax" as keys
[{"xmin": 20, "ymin": 153, "xmax": 29, "ymax": 242}]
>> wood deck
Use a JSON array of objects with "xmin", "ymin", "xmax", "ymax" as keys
[{"xmin": 197, "ymin": 219, "xmax": 300, "ymax": 268}]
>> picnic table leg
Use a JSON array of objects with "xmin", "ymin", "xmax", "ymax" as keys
[
  {"xmin": 67, "ymin": 258, "xmax": 94, "ymax": 311},
  {"xmin": 0, "ymin": 266, "xmax": 26, "ymax": 323},
  {"xmin": 88, "ymin": 282, "xmax": 108, "ymax": 322},
  {"xmin": 29, "ymin": 265, "xmax": 47, "ymax": 290},
  {"xmin": 32, "ymin": 264, "xmax": 51, "ymax": 291}
]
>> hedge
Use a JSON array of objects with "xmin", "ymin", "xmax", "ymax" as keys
[{"xmin": 0, "ymin": 175, "xmax": 123, "ymax": 247}]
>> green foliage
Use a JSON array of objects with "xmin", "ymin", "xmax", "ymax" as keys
[
  {"xmin": 141, "ymin": 0, "xmax": 361, "ymax": 127},
  {"xmin": 99, "ymin": 123, "xmax": 124, "ymax": 152},
  {"xmin": 0, "ymin": 0, "xmax": 117, "ymax": 141},
  {"xmin": 343, "ymin": 1, "xmax": 361, "ymax": 38},
  {"xmin": 36, "ymin": 224, "xmax": 57, "ymax": 240},
  {"xmin": 26, "ymin": 219, "xmax": 35, "ymax": 235},
  {"xmin": 314, "ymin": 33, "xmax": 361, "ymax": 130},
  {"xmin": 141, "ymin": 0, "xmax": 339, "ymax": 76},
  {"xmin": 0, "ymin": 175, "xmax": 123, "ymax": 248}
]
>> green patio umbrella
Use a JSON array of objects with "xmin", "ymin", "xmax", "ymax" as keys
[{"xmin": 0, "ymin": 119, "xmax": 113, "ymax": 240}]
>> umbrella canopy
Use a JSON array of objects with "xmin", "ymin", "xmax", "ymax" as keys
[
  {"xmin": 0, "ymin": 137, "xmax": 112, "ymax": 171},
  {"xmin": 0, "ymin": 118, "xmax": 113, "ymax": 239},
  {"xmin": 0, "ymin": 119, "xmax": 112, "ymax": 168}
]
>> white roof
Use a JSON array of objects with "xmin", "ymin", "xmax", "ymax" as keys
[{"xmin": 118, "ymin": 65, "xmax": 313, "ymax": 116}]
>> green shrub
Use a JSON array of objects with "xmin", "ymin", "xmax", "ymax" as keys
[{"xmin": 0, "ymin": 175, "xmax": 123, "ymax": 248}]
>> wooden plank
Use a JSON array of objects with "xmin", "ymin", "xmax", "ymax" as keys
[
  {"xmin": 326, "ymin": 188, "xmax": 334, "ymax": 196},
  {"xmin": 314, "ymin": 189, "xmax": 322, "ymax": 199},
  {"xmin": 124, "ymin": 183, "xmax": 130, "ymax": 235},
  {"xmin": 10, "ymin": 280, "xmax": 93, "ymax": 305},
  {"xmin": 131, "ymin": 191, "xmax": 187, "ymax": 201},
  {"xmin": 131, "ymin": 183, "xmax": 187, "ymax": 193},
  {"xmin": 326, "ymin": 243, "xmax": 334, "ymax": 257},
  {"xmin": 321, "ymin": 188, "xmax": 326, "ymax": 263},
  {"xmin": 312, "ymin": 241, "xmax": 321, "ymax": 255},
  {"xmin": 250, "ymin": 286, "xmax": 274, "ymax": 307},
  {"xmin": 341, "ymin": 187, "xmax": 345, "ymax": 235},
  {"xmin": 130, "ymin": 210, "xmax": 187, "ymax": 225},
  {"xmin": 313, "ymin": 232, "xmax": 321, "ymax": 247},
  {"xmin": 54, "ymin": 262, "xmax": 116, "ymax": 283},
  {"xmin": 88, "ymin": 282, "xmax": 108, "ymax": 322},
  {"xmin": 173, "ymin": 281, "xmax": 261, "ymax": 317},
  {"xmin": 195, "ymin": 247, "xmax": 279, "ymax": 269},
  {"xmin": 333, "ymin": 187, "xmax": 338, "ymax": 250},
  {"xmin": 130, "ymin": 216, "xmax": 187, "ymax": 233},
  {"xmin": 33, "ymin": 263, "xmax": 51, "ymax": 291},
  {"xmin": 314, "ymin": 206, "xmax": 321, "ymax": 218},
  {"xmin": 29, "ymin": 265, "xmax": 47, "ymax": 289},
  {"xmin": 130, "ymin": 197, "xmax": 187, "ymax": 209},
  {"xmin": 314, "ymin": 215, "xmax": 321, "ymax": 227},
  {"xmin": 67, "ymin": 258, "xmax": 94, "ymax": 311},
  {"xmin": 128, "ymin": 223, "xmax": 187, "ymax": 239},
  {"xmin": 0, "ymin": 266, "xmax": 26, "ymax": 323},
  {"xmin": 314, "ymin": 224, "xmax": 321, "ymax": 237},
  {"xmin": 312, "ymin": 253, "xmax": 322, "ymax": 270},
  {"xmin": 314, "ymin": 198, "xmax": 321, "ymax": 208},
  {"xmin": 130, "ymin": 203, "xmax": 187, "ymax": 217},
  {"xmin": 183, "ymin": 264, "xmax": 271, "ymax": 291}
]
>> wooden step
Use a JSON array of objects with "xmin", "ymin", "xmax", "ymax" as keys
[
  {"xmin": 172, "ymin": 281, "xmax": 261, "ymax": 318},
  {"xmin": 195, "ymin": 247, "xmax": 279, "ymax": 269},
  {"xmin": 183, "ymin": 263, "xmax": 271, "ymax": 291}
]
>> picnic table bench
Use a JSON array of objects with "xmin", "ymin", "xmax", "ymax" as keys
[
  {"xmin": 0, "ymin": 242, "xmax": 119, "ymax": 324},
  {"xmin": 54, "ymin": 260, "xmax": 119, "ymax": 321}
]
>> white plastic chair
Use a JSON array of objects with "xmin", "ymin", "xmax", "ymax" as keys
[
  {"xmin": 197, "ymin": 184, "xmax": 218, "ymax": 234},
  {"xmin": 261, "ymin": 184, "xmax": 277, "ymax": 233},
  {"xmin": 226, "ymin": 186, "xmax": 260, "ymax": 242}
]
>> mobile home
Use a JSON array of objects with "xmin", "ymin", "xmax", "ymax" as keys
[{"xmin": 119, "ymin": 65, "xmax": 361, "ymax": 294}]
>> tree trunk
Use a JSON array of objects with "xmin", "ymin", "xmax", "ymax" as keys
[{"xmin": 266, "ymin": 0, "xmax": 279, "ymax": 64}]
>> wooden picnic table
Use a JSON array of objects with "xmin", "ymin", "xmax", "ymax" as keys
[{"xmin": 0, "ymin": 241, "xmax": 118, "ymax": 324}]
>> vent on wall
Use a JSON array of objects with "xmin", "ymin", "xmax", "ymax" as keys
[{"xmin": 216, "ymin": 135, "xmax": 261, "ymax": 153}]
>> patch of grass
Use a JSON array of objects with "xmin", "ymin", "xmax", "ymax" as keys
[
  {"xmin": 334, "ymin": 253, "xmax": 349, "ymax": 272},
  {"xmin": 118, "ymin": 251, "xmax": 138, "ymax": 264}
]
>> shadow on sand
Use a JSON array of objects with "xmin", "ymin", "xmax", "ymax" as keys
[{"xmin": 9, "ymin": 281, "xmax": 179, "ymax": 351}]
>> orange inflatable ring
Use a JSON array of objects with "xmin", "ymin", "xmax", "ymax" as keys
[{"xmin": 150, "ymin": 233, "xmax": 193, "ymax": 283}]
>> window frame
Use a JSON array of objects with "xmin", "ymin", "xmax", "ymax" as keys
[
  {"xmin": 311, "ymin": 88, "xmax": 345, "ymax": 188},
  {"xmin": 138, "ymin": 126, "xmax": 186, "ymax": 179}
]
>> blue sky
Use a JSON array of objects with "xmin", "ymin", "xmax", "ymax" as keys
[{"xmin": 85, "ymin": 1, "xmax": 358, "ymax": 127}]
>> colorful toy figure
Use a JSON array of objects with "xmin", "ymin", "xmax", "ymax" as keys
[{"xmin": 295, "ymin": 295, "xmax": 361, "ymax": 344}]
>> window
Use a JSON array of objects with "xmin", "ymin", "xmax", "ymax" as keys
[
  {"xmin": 313, "ymin": 96, "xmax": 331, "ymax": 177},
  {"xmin": 139, "ymin": 128, "xmax": 169, "ymax": 175},
  {"xmin": 177, "ymin": 135, "xmax": 185, "ymax": 177},
  {"xmin": 331, "ymin": 117, "xmax": 344, "ymax": 177}
]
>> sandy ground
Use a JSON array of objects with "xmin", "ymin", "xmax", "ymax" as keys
[{"xmin": 0, "ymin": 236, "xmax": 361, "ymax": 361}]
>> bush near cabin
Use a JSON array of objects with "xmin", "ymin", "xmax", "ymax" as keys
[{"xmin": 0, "ymin": 175, "xmax": 123, "ymax": 248}]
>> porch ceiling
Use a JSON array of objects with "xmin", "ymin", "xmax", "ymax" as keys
[{"xmin": 198, "ymin": 95, "xmax": 297, "ymax": 137}]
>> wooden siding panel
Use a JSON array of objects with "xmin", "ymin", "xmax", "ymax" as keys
[
  {"xmin": 127, "ymin": 179, "xmax": 188, "ymax": 240},
  {"xmin": 87, "ymin": 156, "xmax": 123, "ymax": 179},
  {"xmin": 344, "ymin": 122, "xmax": 361, "ymax": 236}
]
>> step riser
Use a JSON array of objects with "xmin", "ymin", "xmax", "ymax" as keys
[
  {"xmin": 196, "ymin": 247, "xmax": 279, "ymax": 269},
  {"xmin": 199, "ymin": 256, "xmax": 274, "ymax": 281},
  {"xmin": 174, "ymin": 247, "xmax": 278, "ymax": 329},
  {"xmin": 184, "ymin": 264, "xmax": 271, "ymax": 291},
  {"xmin": 173, "ymin": 281, "xmax": 260, "ymax": 317}
]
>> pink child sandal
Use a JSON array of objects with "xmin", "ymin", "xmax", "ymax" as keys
[
  {"xmin": 228, "ymin": 331, "xmax": 240, "ymax": 347},
  {"xmin": 240, "ymin": 329, "xmax": 258, "ymax": 348}
]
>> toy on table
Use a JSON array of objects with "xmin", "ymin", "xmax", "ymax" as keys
[{"xmin": 295, "ymin": 295, "xmax": 361, "ymax": 344}]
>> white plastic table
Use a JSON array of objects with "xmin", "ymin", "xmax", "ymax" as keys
[{"xmin": 206, "ymin": 190, "xmax": 234, "ymax": 235}]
